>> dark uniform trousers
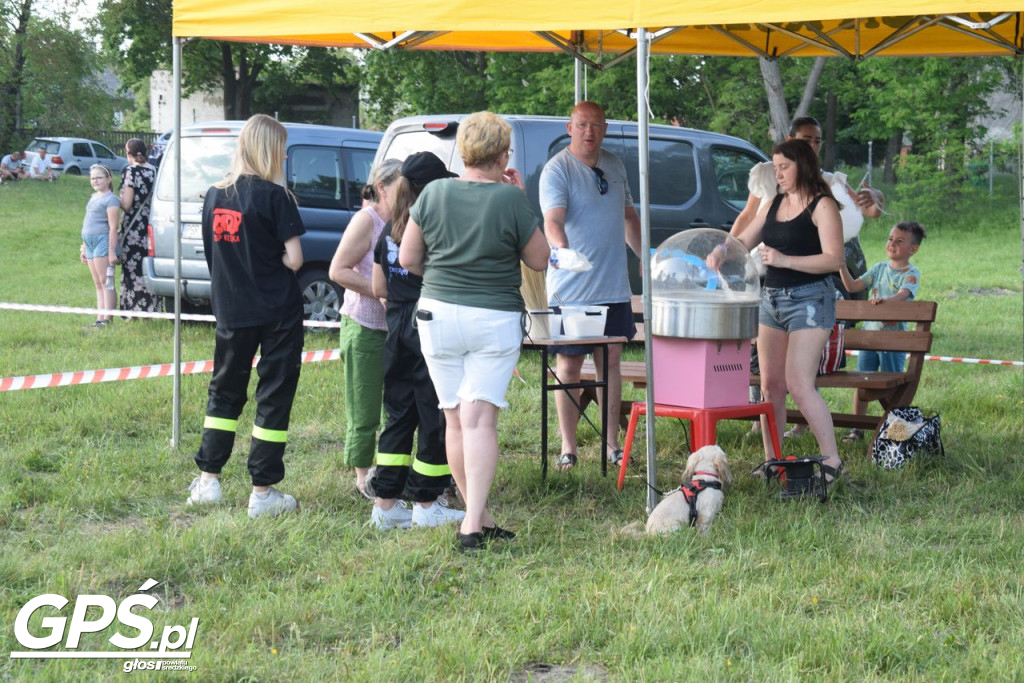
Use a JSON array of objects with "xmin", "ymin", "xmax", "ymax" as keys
[
  {"xmin": 373, "ymin": 301, "xmax": 450, "ymax": 502},
  {"xmin": 194, "ymin": 313, "xmax": 304, "ymax": 486}
]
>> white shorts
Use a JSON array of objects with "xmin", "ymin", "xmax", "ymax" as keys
[{"xmin": 415, "ymin": 298, "xmax": 523, "ymax": 409}]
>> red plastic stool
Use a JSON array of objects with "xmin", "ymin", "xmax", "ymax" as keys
[{"xmin": 617, "ymin": 401, "xmax": 782, "ymax": 490}]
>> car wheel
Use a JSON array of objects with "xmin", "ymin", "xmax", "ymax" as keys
[
  {"xmin": 297, "ymin": 268, "xmax": 344, "ymax": 324},
  {"xmin": 66, "ymin": 166, "xmax": 82, "ymax": 176}
]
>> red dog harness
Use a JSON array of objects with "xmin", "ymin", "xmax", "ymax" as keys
[{"xmin": 679, "ymin": 472, "xmax": 722, "ymax": 527}]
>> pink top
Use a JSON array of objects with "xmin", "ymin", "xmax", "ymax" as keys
[{"xmin": 340, "ymin": 206, "xmax": 387, "ymax": 331}]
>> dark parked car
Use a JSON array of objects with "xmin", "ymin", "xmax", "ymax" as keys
[
  {"xmin": 148, "ymin": 130, "xmax": 173, "ymax": 168},
  {"xmin": 375, "ymin": 114, "xmax": 768, "ymax": 293}
]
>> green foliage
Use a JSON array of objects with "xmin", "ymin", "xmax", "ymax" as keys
[
  {"xmin": 21, "ymin": 19, "xmax": 122, "ymax": 129},
  {"xmin": 252, "ymin": 48, "xmax": 361, "ymax": 124},
  {"xmin": 0, "ymin": 174, "xmax": 1021, "ymax": 679}
]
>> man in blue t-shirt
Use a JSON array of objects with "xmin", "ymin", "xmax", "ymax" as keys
[{"xmin": 539, "ymin": 101, "xmax": 642, "ymax": 472}]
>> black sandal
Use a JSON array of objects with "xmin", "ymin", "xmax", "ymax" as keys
[
  {"xmin": 820, "ymin": 460, "xmax": 850, "ymax": 485},
  {"xmin": 554, "ymin": 453, "xmax": 577, "ymax": 472}
]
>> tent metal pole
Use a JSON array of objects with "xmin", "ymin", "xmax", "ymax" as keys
[
  {"xmin": 574, "ymin": 58, "xmax": 583, "ymax": 103},
  {"xmin": 172, "ymin": 37, "xmax": 183, "ymax": 448},
  {"xmin": 636, "ymin": 28, "xmax": 657, "ymax": 513}
]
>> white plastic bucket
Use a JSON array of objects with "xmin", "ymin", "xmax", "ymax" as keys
[
  {"xmin": 561, "ymin": 305, "xmax": 608, "ymax": 338},
  {"xmin": 526, "ymin": 309, "xmax": 561, "ymax": 339}
]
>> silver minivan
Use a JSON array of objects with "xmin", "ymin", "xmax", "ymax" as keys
[
  {"xmin": 143, "ymin": 121, "xmax": 382, "ymax": 321},
  {"xmin": 376, "ymin": 114, "xmax": 767, "ymax": 293}
]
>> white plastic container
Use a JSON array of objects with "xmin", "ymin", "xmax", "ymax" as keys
[
  {"xmin": 526, "ymin": 309, "xmax": 561, "ymax": 339},
  {"xmin": 561, "ymin": 305, "xmax": 608, "ymax": 338}
]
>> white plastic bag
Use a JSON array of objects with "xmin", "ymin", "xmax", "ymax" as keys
[{"xmin": 549, "ymin": 247, "xmax": 593, "ymax": 272}]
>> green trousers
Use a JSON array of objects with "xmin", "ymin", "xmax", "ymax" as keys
[{"xmin": 340, "ymin": 316, "xmax": 387, "ymax": 468}]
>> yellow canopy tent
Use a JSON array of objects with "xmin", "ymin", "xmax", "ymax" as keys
[
  {"xmin": 166, "ymin": 3, "xmax": 1021, "ymax": 504},
  {"xmin": 172, "ymin": 2, "xmax": 1021, "ymax": 58}
]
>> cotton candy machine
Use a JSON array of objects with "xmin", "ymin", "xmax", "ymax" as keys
[{"xmin": 650, "ymin": 229, "xmax": 761, "ymax": 408}]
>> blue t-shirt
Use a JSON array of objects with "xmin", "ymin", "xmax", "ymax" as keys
[
  {"xmin": 859, "ymin": 261, "xmax": 921, "ymax": 331},
  {"xmin": 81, "ymin": 192, "xmax": 121, "ymax": 237},
  {"xmin": 539, "ymin": 148, "xmax": 634, "ymax": 307}
]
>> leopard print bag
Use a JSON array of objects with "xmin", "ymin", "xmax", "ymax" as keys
[{"xmin": 871, "ymin": 407, "xmax": 944, "ymax": 470}]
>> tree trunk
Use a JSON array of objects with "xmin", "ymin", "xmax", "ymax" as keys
[
  {"xmin": 883, "ymin": 131, "xmax": 901, "ymax": 184},
  {"xmin": 0, "ymin": 0, "xmax": 32, "ymax": 150},
  {"xmin": 793, "ymin": 57, "xmax": 826, "ymax": 121},
  {"xmin": 221, "ymin": 43, "xmax": 237, "ymax": 119},
  {"xmin": 823, "ymin": 89, "xmax": 837, "ymax": 172},
  {"xmin": 759, "ymin": 58, "xmax": 789, "ymax": 143}
]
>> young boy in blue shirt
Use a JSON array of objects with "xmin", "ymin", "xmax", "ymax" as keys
[{"xmin": 838, "ymin": 220, "xmax": 926, "ymax": 441}]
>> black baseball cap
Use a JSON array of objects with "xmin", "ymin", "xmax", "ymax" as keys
[{"xmin": 401, "ymin": 152, "xmax": 457, "ymax": 186}]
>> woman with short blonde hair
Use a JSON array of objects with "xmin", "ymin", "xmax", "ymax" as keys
[
  {"xmin": 456, "ymin": 111, "xmax": 511, "ymax": 169},
  {"xmin": 400, "ymin": 112, "xmax": 550, "ymax": 551}
]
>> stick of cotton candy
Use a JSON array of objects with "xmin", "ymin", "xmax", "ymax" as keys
[{"xmin": 549, "ymin": 247, "xmax": 593, "ymax": 272}]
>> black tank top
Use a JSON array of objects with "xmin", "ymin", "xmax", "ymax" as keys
[{"xmin": 763, "ymin": 193, "xmax": 829, "ymax": 289}]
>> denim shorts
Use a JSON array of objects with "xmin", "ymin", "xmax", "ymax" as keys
[
  {"xmin": 760, "ymin": 280, "xmax": 836, "ymax": 333},
  {"xmin": 552, "ymin": 301, "xmax": 636, "ymax": 356},
  {"xmin": 82, "ymin": 233, "xmax": 110, "ymax": 259},
  {"xmin": 415, "ymin": 298, "xmax": 523, "ymax": 409}
]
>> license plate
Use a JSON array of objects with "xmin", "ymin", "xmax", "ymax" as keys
[{"xmin": 181, "ymin": 223, "xmax": 202, "ymax": 240}]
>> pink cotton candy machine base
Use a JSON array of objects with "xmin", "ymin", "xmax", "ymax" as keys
[{"xmin": 651, "ymin": 336, "xmax": 752, "ymax": 408}]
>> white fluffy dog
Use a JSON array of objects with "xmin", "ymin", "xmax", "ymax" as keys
[{"xmin": 645, "ymin": 445, "xmax": 732, "ymax": 535}]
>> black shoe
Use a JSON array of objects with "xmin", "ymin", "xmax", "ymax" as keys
[
  {"xmin": 456, "ymin": 531, "xmax": 486, "ymax": 552},
  {"xmin": 482, "ymin": 525, "xmax": 516, "ymax": 542}
]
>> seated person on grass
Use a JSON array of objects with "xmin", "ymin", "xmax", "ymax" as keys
[
  {"xmin": 1, "ymin": 150, "xmax": 27, "ymax": 181},
  {"xmin": 837, "ymin": 220, "xmax": 926, "ymax": 442},
  {"xmin": 28, "ymin": 147, "xmax": 54, "ymax": 181}
]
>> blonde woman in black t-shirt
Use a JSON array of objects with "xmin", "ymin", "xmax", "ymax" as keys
[{"xmin": 186, "ymin": 114, "xmax": 307, "ymax": 518}]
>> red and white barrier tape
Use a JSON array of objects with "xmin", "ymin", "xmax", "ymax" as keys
[
  {"xmin": 844, "ymin": 349, "xmax": 1022, "ymax": 367},
  {"xmin": 0, "ymin": 349, "xmax": 341, "ymax": 392},
  {"xmin": 0, "ymin": 302, "xmax": 342, "ymax": 328}
]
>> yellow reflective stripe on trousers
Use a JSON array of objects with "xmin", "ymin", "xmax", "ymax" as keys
[
  {"xmin": 204, "ymin": 416, "xmax": 238, "ymax": 432},
  {"xmin": 251, "ymin": 425, "xmax": 287, "ymax": 443},
  {"xmin": 412, "ymin": 458, "xmax": 451, "ymax": 478},
  {"xmin": 376, "ymin": 452, "xmax": 412, "ymax": 467}
]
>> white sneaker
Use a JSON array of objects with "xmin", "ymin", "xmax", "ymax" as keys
[
  {"xmin": 370, "ymin": 500, "xmax": 413, "ymax": 529},
  {"xmin": 411, "ymin": 497, "xmax": 466, "ymax": 528},
  {"xmin": 247, "ymin": 487, "xmax": 297, "ymax": 518},
  {"xmin": 186, "ymin": 476, "xmax": 222, "ymax": 505}
]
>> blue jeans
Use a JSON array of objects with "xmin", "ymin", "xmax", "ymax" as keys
[{"xmin": 857, "ymin": 349, "xmax": 906, "ymax": 373}]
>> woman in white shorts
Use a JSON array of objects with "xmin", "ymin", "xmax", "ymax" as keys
[{"xmin": 400, "ymin": 111, "xmax": 550, "ymax": 551}]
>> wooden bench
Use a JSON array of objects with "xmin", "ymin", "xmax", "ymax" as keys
[{"xmin": 575, "ymin": 299, "xmax": 938, "ymax": 450}]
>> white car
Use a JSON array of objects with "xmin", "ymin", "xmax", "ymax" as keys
[{"xmin": 23, "ymin": 137, "xmax": 130, "ymax": 177}]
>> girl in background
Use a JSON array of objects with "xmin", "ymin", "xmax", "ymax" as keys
[{"xmin": 79, "ymin": 164, "xmax": 121, "ymax": 327}]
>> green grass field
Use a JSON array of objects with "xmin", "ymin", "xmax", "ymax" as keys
[{"xmin": 0, "ymin": 176, "xmax": 1022, "ymax": 680}]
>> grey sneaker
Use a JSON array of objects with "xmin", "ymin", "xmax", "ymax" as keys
[
  {"xmin": 411, "ymin": 497, "xmax": 466, "ymax": 528},
  {"xmin": 247, "ymin": 487, "xmax": 297, "ymax": 518},
  {"xmin": 186, "ymin": 476, "xmax": 222, "ymax": 505},
  {"xmin": 370, "ymin": 500, "xmax": 412, "ymax": 529}
]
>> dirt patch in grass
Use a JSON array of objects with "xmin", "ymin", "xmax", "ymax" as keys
[
  {"xmin": 512, "ymin": 663, "xmax": 609, "ymax": 681},
  {"xmin": 948, "ymin": 287, "xmax": 1018, "ymax": 298}
]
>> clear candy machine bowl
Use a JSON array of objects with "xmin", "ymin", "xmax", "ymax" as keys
[{"xmin": 651, "ymin": 229, "xmax": 760, "ymax": 340}]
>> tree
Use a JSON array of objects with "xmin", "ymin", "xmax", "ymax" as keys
[
  {"xmin": 98, "ymin": 0, "xmax": 294, "ymax": 120},
  {"xmin": 0, "ymin": 0, "xmax": 32, "ymax": 151}
]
